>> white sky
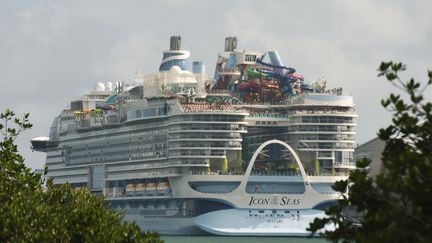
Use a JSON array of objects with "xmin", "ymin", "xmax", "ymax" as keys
[{"xmin": 1, "ymin": 0, "xmax": 431, "ymax": 169}]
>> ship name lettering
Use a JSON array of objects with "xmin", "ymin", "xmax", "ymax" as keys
[
  {"xmin": 267, "ymin": 219, "xmax": 283, "ymax": 224},
  {"xmin": 280, "ymin": 197, "xmax": 300, "ymax": 206},
  {"xmin": 248, "ymin": 196, "xmax": 270, "ymax": 205}
]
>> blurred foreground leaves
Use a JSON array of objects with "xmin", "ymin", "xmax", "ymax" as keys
[
  {"xmin": 0, "ymin": 109, "xmax": 162, "ymax": 242},
  {"xmin": 308, "ymin": 62, "xmax": 432, "ymax": 243}
]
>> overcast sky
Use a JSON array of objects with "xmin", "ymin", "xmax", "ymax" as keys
[{"xmin": 1, "ymin": 0, "xmax": 431, "ymax": 170}]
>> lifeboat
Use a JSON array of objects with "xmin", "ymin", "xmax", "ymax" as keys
[
  {"xmin": 146, "ymin": 183, "xmax": 157, "ymax": 196},
  {"xmin": 135, "ymin": 183, "xmax": 146, "ymax": 195},
  {"xmin": 126, "ymin": 183, "xmax": 136, "ymax": 196}
]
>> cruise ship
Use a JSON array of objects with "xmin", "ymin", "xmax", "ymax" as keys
[{"xmin": 31, "ymin": 36, "xmax": 357, "ymax": 236}]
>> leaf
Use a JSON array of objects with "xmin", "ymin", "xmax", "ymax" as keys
[
  {"xmin": 332, "ymin": 180, "xmax": 348, "ymax": 192},
  {"xmin": 355, "ymin": 157, "xmax": 372, "ymax": 169},
  {"xmin": 386, "ymin": 72, "xmax": 397, "ymax": 81},
  {"xmin": 391, "ymin": 62, "xmax": 402, "ymax": 71},
  {"xmin": 0, "ymin": 109, "xmax": 162, "ymax": 242},
  {"xmin": 381, "ymin": 99, "xmax": 391, "ymax": 108},
  {"xmin": 379, "ymin": 62, "xmax": 392, "ymax": 72}
]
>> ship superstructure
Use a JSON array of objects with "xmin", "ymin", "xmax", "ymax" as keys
[{"xmin": 32, "ymin": 36, "xmax": 357, "ymax": 236}]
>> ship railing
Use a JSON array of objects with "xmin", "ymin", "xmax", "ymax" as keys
[
  {"xmin": 189, "ymin": 170, "xmax": 244, "ymax": 176},
  {"xmin": 103, "ymin": 187, "xmax": 125, "ymax": 198},
  {"xmin": 298, "ymin": 135, "xmax": 356, "ymax": 141},
  {"xmin": 307, "ymin": 171, "xmax": 349, "ymax": 176},
  {"xmin": 75, "ymin": 114, "xmax": 122, "ymax": 130},
  {"xmin": 76, "ymin": 119, "xmax": 91, "ymax": 129},
  {"xmin": 125, "ymin": 99, "xmax": 148, "ymax": 111},
  {"xmin": 105, "ymin": 193, "xmax": 173, "ymax": 199},
  {"xmin": 240, "ymin": 101, "xmax": 273, "ymax": 106},
  {"xmin": 246, "ymin": 190, "xmax": 307, "ymax": 195},
  {"xmin": 124, "ymin": 190, "xmax": 172, "ymax": 198},
  {"xmin": 105, "ymin": 114, "xmax": 121, "ymax": 125},
  {"xmin": 250, "ymin": 170, "xmax": 302, "ymax": 176},
  {"xmin": 180, "ymin": 103, "xmax": 236, "ymax": 113},
  {"xmin": 290, "ymin": 109, "xmax": 357, "ymax": 116},
  {"xmin": 75, "ymin": 118, "xmax": 104, "ymax": 129},
  {"xmin": 174, "ymin": 151, "xmax": 227, "ymax": 156},
  {"xmin": 103, "ymin": 188, "xmax": 113, "ymax": 197},
  {"xmin": 176, "ymin": 142, "xmax": 242, "ymax": 148},
  {"xmin": 238, "ymin": 96, "xmax": 306, "ymax": 106},
  {"xmin": 169, "ymin": 134, "xmax": 242, "ymax": 139},
  {"xmin": 247, "ymin": 110, "xmax": 356, "ymax": 119},
  {"xmin": 105, "ymin": 187, "xmax": 173, "ymax": 199},
  {"xmin": 281, "ymin": 96, "xmax": 305, "ymax": 105},
  {"xmin": 334, "ymin": 161, "xmax": 357, "ymax": 168},
  {"xmin": 298, "ymin": 144, "xmax": 355, "ymax": 150},
  {"xmin": 248, "ymin": 112, "xmax": 289, "ymax": 119},
  {"xmin": 188, "ymin": 170, "xmax": 350, "ymax": 177},
  {"xmin": 292, "ymin": 128, "xmax": 355, "ymax": 133},
  {"xmin": 90, "ymin": 117, "xmax": 105, "ymax": 127}
]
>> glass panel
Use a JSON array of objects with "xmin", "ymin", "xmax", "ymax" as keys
[{"xmin": 90, "ymin": 165, "xmax": 103, "ymax": 190}]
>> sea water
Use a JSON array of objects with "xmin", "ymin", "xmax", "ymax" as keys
[{"xmin": 161, "ymin": 236, "xmax": 327, "ymax": 243}]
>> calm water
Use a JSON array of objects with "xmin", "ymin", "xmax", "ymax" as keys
[{"xmin": 161, "ymin": 236, "xmax": 326, "ymax": 243}]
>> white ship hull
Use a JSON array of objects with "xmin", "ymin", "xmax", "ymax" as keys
[{"xmin": 194, "ymin": 208, "xmax": 330, "ymax": 236}]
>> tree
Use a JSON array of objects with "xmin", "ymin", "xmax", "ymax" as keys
[
  {"xmin": 0, "ymin": 109, "xmax": 162, "ymax": 243},
  {"xmin": 308, "ymin": 62, "xmax": 432, "ymax": 242}
]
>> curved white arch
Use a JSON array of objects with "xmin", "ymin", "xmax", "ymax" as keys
[{"xmin": 244, "ymin": 139, "xmax": 310, "ymax": 185}]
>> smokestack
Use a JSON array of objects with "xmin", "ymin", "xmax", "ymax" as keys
[
  {"xmin": 170, "ymin": 35, "xmax": 181, "ymax": 50},
  {"xmin": 224, "ymin": 37, "xmax": 237, "ymax": 52}
]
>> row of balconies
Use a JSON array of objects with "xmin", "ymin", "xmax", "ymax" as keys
[
  {"xmin": 168, "ymin": 124, "xmax": 243, "ymax": 132},
  {"xmin": 169, "ymin": 150, "xmax": 227, "ymax": 157},
  {"xmin": 287, "ymin": 126, "xmax": 356, "ymax": 133},
  {"xmin": 171, "ymin": 114, "xmax": 245, "ymax": 123},
  {"xmin": 169, "ymin": 141, "xmax": 242, "ymax": 148},
  {"xmin": 169, "ymin": 133, "xmax": 242, "ymax": 139}
]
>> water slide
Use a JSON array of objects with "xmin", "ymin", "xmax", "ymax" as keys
[
  {"xmin": 256, "ymin": 59, "xmax": 296, "ymax": 74},
  {"xmin": 247, "ymin": 67, "xmax": 301, "ymax": 83},
  {"xmin": 244, "ymin": 67, "xmax": 296, "ymax": 94},
  {"xmin": 300, "ymin": 82, "xmax": 313, "ymax": 92},
  {"xmin": 291, "ymin": 73, "xmax": 304, "ymax": 81},
  {"xmin": 253, "ymin": 51, "xmax": 299, "ymax": 95},
  {"xmin": 238, "ymin": 81, "xmax": 262, "ymax": 92},
  {"xmin": 263, "ymin": 71, "xmax": 297, "ymax": 83},
  {"xmin": 258, "ymin": 51, "xmax": 296, "ymax": 74},
  {"xmin": 263, "ymin": 51, "xmax": 303, "ymax": 80},
  {"xmin": 246, "ymin": 67, "xmax": 269, "ymax": 79}
]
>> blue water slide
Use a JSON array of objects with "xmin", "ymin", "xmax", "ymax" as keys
[
  {"xmin": 300, "ymin": 82, "xmax": 313, "ymax": 92},
  {"xmin": 262, "ymin": 71, "xmax": 297, "ymax": 83},
  {"xmin": 268, "ymin": 51, "xmax": 284, "ymax": 70},
  {"xmin": 274, "ymin": 76, "xmax": 296, "ymax": 95},
  {"xmin": 256, "ymin": 59, "xmax": 296, "ymax": 74},
  {"xmin": 279, "ymin": 83, "xmax": 296, "ymax": 95},
  {"xmin": 254, "ymin": 51, "xmax": 298, "ymax": 95}
]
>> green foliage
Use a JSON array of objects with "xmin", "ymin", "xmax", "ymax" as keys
[
  {"xmin": 222, "ymin": 157, "xmax": 228, "ymax": 173},
  {"xmin": 308, "ymin": 62, "xmax": 432, "ymax": 242},
  {"xmin": 0, "ymin": 109, "xmax": 162, "ymax": 243}
]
